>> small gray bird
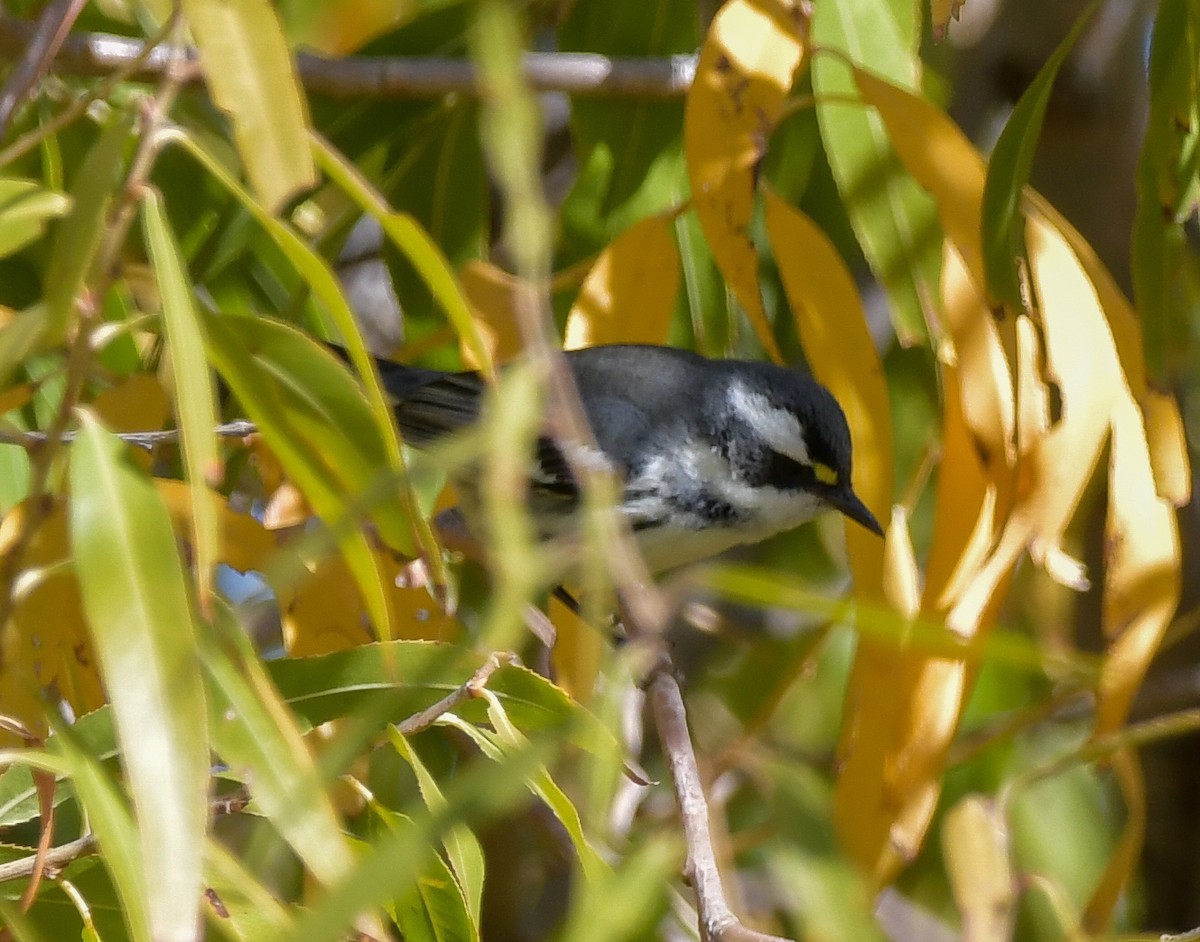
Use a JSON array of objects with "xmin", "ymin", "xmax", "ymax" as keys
[{"xmin": 375, "ymin": 344, "xmax": 883, "ymax": 572}]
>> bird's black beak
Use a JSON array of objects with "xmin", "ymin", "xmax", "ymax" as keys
[{"xmin": 829, "ymin": 487, "xmax": 884, "ymax": 537}]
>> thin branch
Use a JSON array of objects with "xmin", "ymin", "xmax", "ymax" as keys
[
  {"xmin": 394, "ymin": 652, "xmax": 516, "ymax": 737},
  {"xmin": 0, "ymin": 834, "xmax": 95, "ymax": 884},
  {"xmin": 0, "ymin": 12, "xmax": 696, "ymax": 100},
  {"xmin": 0, "ymin": 419, "xmax": 258, "ymax": 452},
  {"xmin": 647, "ymin": 665, "xmax": 793, "ymax": 942},
  {"xmin": 0, "ymin": 0, "xmax": 87, "ymax": 138}
]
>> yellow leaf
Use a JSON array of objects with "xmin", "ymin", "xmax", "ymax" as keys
[
  {"xmin": 685, "ymin": 0, "xmax": 809, "ymax": 362},
  {"xmin": 0, "ymin": 501, "xmax": 104, "ymax": 741},
  {"xmin": 154, "ymin": 478, "xmax": 276, "ymax": 576},
  {"xmin": 1143, "ymin": 388, "xmax": 1191, "ymax": 506},
  {"xmin": 942, "ymin": 796, "xmax": 1014, "ymax": 942},
  {"xmin": 93, "ymin": 372, "xmax": 169, "ymax": 470},
  {"xmin": 564, "ymin": 214, "xmax": 680, "ymax": 350},
  {"xmin": 854, "ymin": 66, "xmax": 987, "ymax": 285},
  {"xmin": 282, "ymin": 551, "xmax": 460, "ymax": 656},
  {"xmin": 547, "ymin": 595, "xmax": 606, "ymax": 705},
  {"xmin": 762, "ymin": 189, "xmax": 892, "ymax": 583},
  {"xmin": 460, "ymin": 260, "xmax": 526, "ymax": 367}
]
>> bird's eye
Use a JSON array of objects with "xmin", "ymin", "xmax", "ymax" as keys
[{"xmin": 763, "ymin": 450, "xmax": 813, "ymax": 488}]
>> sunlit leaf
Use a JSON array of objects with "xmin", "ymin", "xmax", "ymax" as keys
[
  {"xmin": 0, "ymin": 179, "xmax": 71, "ymax": 259},
  {"xmin": 69, "ymin": 412, "xmax": 208, "ymax": 942},
  {"xmin": 684, "ymin": 0, "xmax": 809, "ymax": 361},
  {"xmin": 814, "ymin": 1, "xmax": 938, "ymax": 346},
  {"xmin": 142, "ymin": 188, "xmax": 221, "ymax": 602},
  {"xmin": 183, "ymin": 0, "xmax": 316, "ymax": 212},
  {"xmin": 942, "ymin": 796, "xmax": 1014, "ymax": 942},
  {"xmin": 564, "ymin": 213, "xmax": 680, "ymax": 349},
  {"xmin": 44, "ymin": 114, "xmax": 133, "ymax": 340}
]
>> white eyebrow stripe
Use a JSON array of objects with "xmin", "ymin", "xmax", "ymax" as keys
[{"xmin": 727, "ymin": 382, "xmax": 810, "ymax": 465}]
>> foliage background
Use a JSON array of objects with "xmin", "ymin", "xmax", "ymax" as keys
[{"xmin": 0, "ymin": 0, "xmax": 1197, "ymax": 940}]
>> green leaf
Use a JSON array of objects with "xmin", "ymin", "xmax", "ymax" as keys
[
  {"xmin": 202, "ymin": 310, "xmax": 409, "ymax": 638},
  {"xmin": 277, "ymin": 735, "xmax": 553, "ymax": 942},
  {"xmin": 68, "ymin": 412, "xmax": 209, "ymax": 942},
  {"xmin": 1132, "ymin": 0, "xmax": 1200, "ymax": 384},
  {"xmin": 371, "ymin": 810, "xmax": 479, "ymax": 942},
  {"xmin": 182, "ymin": 0, "xmax": 316, "ymax": 212},
  {"xmin": 48, "ymin": 723, "xmax": 152, "ymax": 942},
  {"xmin": 558, "ymin": 0, "xmax": 694, "ymax": 217},
  {"xmin": 311, "ymin": 134, "xmax": 493, "ymax": 377},
  {"xmin": 44, "ymin": 113, "xmax": 134, "ymax": 341},
  {"xmin": 391, "ymin": 732, "xmax": 485, "ymax": 926},
  {"xmin": 202, "ymin": 604, "xmax": 358, "ymax": 888},
  {"xmin": 0, "ymin": 306, "xmax": 47, "ymax": 388},
  {"xmin": 162, "ymin": 128, "xmax": 442, "ymax": 587},
  {"xmin": 0, "ymin": 179, "xmax": 70, "ymax": 259},
  {"xmin": 981, "ymin": 1, "xmax": 1097, "ymax": 312},
  {"xmin": 141, "ymin": 188, "xmax": 221, "ymax": 596},
  {"xmin": 204, "ymin": 838, "xmax": 295, "ymax": 939},
  {"xmin": 812, "ymin": 0, "xmax": 938, "ymax": 346}
]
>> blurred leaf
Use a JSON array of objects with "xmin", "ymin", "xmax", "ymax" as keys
[
  {"xmin": 981, "ymin": 2, "xmax": 1095, "ymax": 312},
  {"xmin": 68, "ymin": 412, "xmax": 209, "ymax": 942},
  {"xmin": 391, "ymin": 732, "xmax": 485, "ymax": 926},
  {"xmin": 0, "ymin": 499, "xmax": 104, "ymax": 741},
  {"xmin": 283, "ymin": 550, "xmax": 461, "ymax": 655},
  {"xmin": 1132, "ymin": 0, "xmax": 1200, "ymax": 385},
  {"xmin": 450, "ymin": 690, "xmax": 608, "ymax": 881},
  {"xmin": 202, "ymin": 605, "xmax": 359, "ymax": 888},
  {"xmin": 267, "ymin": 641, "xmax": 618, "ymax": 759},
  {"xmin": 564, "ymin": 213, "xmax": 680, "ymax": 349},
  {"xmin": 204, "ymin": 837, "xmax": 295, "ymax": 939},
  {"xmin": 0, "ymin": 306, "xmax": 47, "ymax": 388},
  {"xmin": 183, "ymin": 0, "xmax": 316, "ymax": 212},
  {"xmin": 49, "ymin": 723, "xmax": 152, "ymax": 942},
  {"xmin": 942, "ymin": 796, "xmax": 1014, "ymax": 942},
  {"xmin": 44, "ymin": 114, "xmax": 133, "ymax": 340},
  {"xmin": 459, "ymin": 260, "xmax": 525, "ymax": 365},
  {"xmin": 202, "ymin": 311, "xmax": 412, "ymax": 639},
  {"xmin": 142, "ymin": 188, "xmax": 221, "ymax": 600},
  {"xmin": 370, "ymin": 808, "xmax": 479, "ymax": 942},
  {"xmin": 277, "ymin": 735, "xmax": 554, "ymax": 942},
  {"xmin": 312, "ymin": 133, "xmax": 493, "ymax": 380},
  {"xmin": 813, "ymin": 0, "xmax": 937, "ymax": 346},
  {"xmin": 684, "ymin": 0, "xmax": 807, "ymax": 362},
  {"xmin": 554, "ymin": 834, "xmax": 678, "ymax": 942},
  {"xmin": 770, "ymin": 762, "xmax": 886, "ymax": 942},
  {"xmin": 153, "ymin": 478, "xmax": 276, "ymax": 575},
  {"xmin": 930, "ymin": 0, "xmax": 967, "ymax": 41},
  {"xmin": 380, "ymin": 99, "xmax": 488, "ymax": 320},
  {"xmin": 1083, "ymin": 748, "xmax": 1144, "ymax": 933},
  {"xmin": 0, "ymin": 179, "xmax": 70, "ymax": 259}
]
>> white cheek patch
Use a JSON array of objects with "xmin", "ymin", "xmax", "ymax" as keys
[{"xmin": 727, "ymin": 382, "xmax": 809, "ymax": 465}]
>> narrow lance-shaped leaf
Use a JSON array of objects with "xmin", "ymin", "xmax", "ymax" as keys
[
  {"xmin": 141, "ymin": 188, "xmax": 221, "ymax": 604},
  {"xmin": 812, "ymin": 0, "xmax": 938, "ymax": 346},
  {"xmin": 69, "ymin": 412, "xmax": 209, "ymax": 942},
  {"xmin": 981, "ymin": 0, "xmax": 1097, "ymax": 312},
  {"xmin": 44, "ymin": 113, "xmax": 134, "ymax": 340},
  {"xmin": 182, "ymin": 0, "xmax": 316, "ymax": 212}
]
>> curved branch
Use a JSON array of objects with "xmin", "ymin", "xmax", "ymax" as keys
[{"xmin": 0, "ymin": 12, "xmax": 696, "ymax": 100}]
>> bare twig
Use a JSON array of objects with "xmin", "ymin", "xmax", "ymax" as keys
[
  {"xmin": 394, "ymin": 652, "xmax": 516, "ymax": 737},
  {"xmin": 0, "ymin": 11, "xmax": 696, "ymax": 101},
  {"xmin": 648, "ymin": 666, "xmax": 793, "ymax": 942},
  {"xmin": 0, "ymin": 0, "xmax": 87, "ymax": 139},
  {"xmin": 0, "ymin": 834, "xmax": 95, "ymax": 884},
  {"xmin": 0, "ymin": 419, "xmax": 258, "ymax": 452}
]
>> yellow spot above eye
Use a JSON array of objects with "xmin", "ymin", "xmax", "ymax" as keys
[{"xmin": 814, "ymin": 462, "xmax": 838, "ymax": 485}]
